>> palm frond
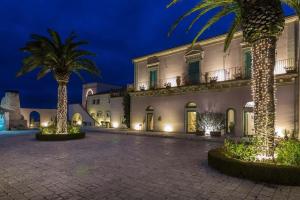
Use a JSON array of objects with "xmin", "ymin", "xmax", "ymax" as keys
[
  {"xmin": 37, "ymin": 66, "xmax": 51, "ymax": 80},
  {"xmin": 281, "ymin": 0, "xmax": 300, "ymax": 16},
  {"xmin": 224, "ymin": 14, "xmax": 241, "ymax": 52}
]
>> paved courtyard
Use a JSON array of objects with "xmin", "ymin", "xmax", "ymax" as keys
[{"xmin": 0, "ymin": 132, "xmax": 300, "ymax": 200}]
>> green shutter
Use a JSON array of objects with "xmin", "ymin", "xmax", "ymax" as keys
[
  {"xmin": 150, "ymin": 70, "xmax": 158, "ymax": 88},
  {"xmin": 188, "ymin": 61, "xmax": 200, "ymax": 84},
  {"xmin": 244, "ymin": 51, "xmax": 252, "ymax": 79}
]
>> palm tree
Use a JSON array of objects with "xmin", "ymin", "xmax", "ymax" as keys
[
  {"xmin": 17, "ymin": 29, "xmax": 100, "ymax": 134},
  {"xmin": 168, "ymin": 0, "xmax": 300, "ymax": 156}
]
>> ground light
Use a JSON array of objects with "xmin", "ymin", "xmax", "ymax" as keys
[
  {"xmin": 164, "ymin": 124, "xmax": 173, "ymax": 132},
  {"xmin": 112, "ymin": 122, "xmax": 119, "ymax": 128}
]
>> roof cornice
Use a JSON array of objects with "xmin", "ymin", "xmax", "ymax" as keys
[{"xmin": 133, "ymin": 15, "xmax": 299, "ymax": 63}]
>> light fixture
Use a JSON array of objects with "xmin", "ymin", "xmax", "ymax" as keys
[
  {"xmin": 112, "ymin": 122, "xmax": 119, "ymax": 128},
  {"xmin": 164, "ymin": 124, "xmax": 173, "ymax": 132}
]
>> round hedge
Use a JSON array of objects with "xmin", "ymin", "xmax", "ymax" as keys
[
  {"xmin": 36, "ymin": 132, "xmax": 85, "ymax": 141},
  {"xmin": 208, "ymin": 148, "xmax": 300, "ymax": 185}
]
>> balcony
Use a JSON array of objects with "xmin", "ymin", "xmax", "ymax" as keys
[{"xmin": 135, "ymin": 58, "xmax": 297, "ymax": 91}]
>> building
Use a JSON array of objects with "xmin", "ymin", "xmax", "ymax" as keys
[
  {"xmin": 0, "ymin": 91, "xmax": 56, "ymax": 130},
  {"xmin": 68, "ymin": 83, "xmax": 126, "ymax": 128},
  {"xmin": 130, "ymin": 16, "xmax": 299, "ymax": 138}
]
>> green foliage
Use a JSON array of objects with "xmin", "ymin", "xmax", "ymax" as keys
[
  {"xmin": 41, "ymin": 125, "xmax": 81, "ymax": 135},
  {"xmin": 224, "ymin": 138, "xmax": 260, "ymax": 162},
  {"xmin": 208, "ymin": 148, "xmax": 300, "ymax": 185},
  {"xmin": 167, "ymin": 0, "xmax": 300, "ymax": 51},
  {"xmin": 122, "ymin": 93, "xmax": 131, "ymax": 128},
  {"xmin": 17, "ymin": 29, "xmax": 100, "ymax": 81},
  {"xmin": 276, "ymin": 139, "xmax": 300, "ymax": 166}
]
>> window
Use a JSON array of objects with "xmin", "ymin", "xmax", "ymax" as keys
[
  {"xmin": 244, "ymin": 50, "xmax": 252, "ymax": 79},
  {"xmin": 149, "ymin": 70, "xmax": 158, "ymax": 89},
  {"xmin": 96, "ymin": 99, "xmax": 100, "ymax": 104},
  {"xmin": 97, "ymin": 111, "xmax": 102, "ymax": 117},
  {"xmin": 226, "ymin": 109, "xmax": 236, "ymax": 134},
  {"xmin": 93, "ymin": 99, "xmax": 96, "ymax": 104},
  {"xmin": 188, "ymin": 61, "xmax": 200, "ymax": 84}
]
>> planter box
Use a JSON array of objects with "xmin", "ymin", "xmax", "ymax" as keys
[
  {"xmin": 196, "ymin": 131, "xmax": 205, "ymax": 136},
  {"xmin": 210, "ymin": 131, "xmax": 221, "ymax": 137}
]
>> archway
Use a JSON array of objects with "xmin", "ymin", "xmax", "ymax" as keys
[
  {"xmin": 0, "ymin": 114, "xmax": 5, "ymax": 131},
  {"xmin": 244, "ymin": 102, "xmax": 255, "ymax": 136},
  {"xmin": 72, "ymin": 113, "xmax": 83, "ymax": 126},
  {"xmin": 185, "ymin": 102, "xmax": 197, "ymax": 133},
  {"xmin": 145, "ymin": 106, "xmax": 154, "ymax": 131},
  {"xmin": 29, "ymin": 111, "xmax": 41, "ymax": 128}
]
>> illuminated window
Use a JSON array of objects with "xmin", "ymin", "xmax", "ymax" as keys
[
  {"xmin": 185, "ymin": 102, "xmax": 198, "ymax": 133},
  {"xmin": 226, "ymin": 108, "xmax": 236, "ymax": 134}
]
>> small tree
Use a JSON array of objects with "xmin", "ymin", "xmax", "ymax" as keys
[{"xmin": 122, "ymin": 93, "xmax": 131, "ymax": 128}]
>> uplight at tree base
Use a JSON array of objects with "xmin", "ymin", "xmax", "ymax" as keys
[
  {"xmin": 134, "ymin": 123, "xmax": 142, "ymax": 131},
  {"xmin": 112, "ymin": 122, "xmax": 119, "ymax": 128}
]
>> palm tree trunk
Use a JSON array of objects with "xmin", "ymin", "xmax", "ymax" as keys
[
  {"xmin": 56, "ymin": 82, "xmax": 68, "ymax": 134},
  {"xmin": 251, "ymin": 37, "xmax": 276, "ymax": 156}
]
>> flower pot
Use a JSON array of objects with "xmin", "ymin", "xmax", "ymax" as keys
[
  {"xmin": 176, "ymin": 76, "xmax": 181, "ymax": 87},
  {"xmin": 196, "ymin": 131, "xmax": 205, "ymax": 136},
  {"xmin": 210, "ymin": 131, "xmax": 221, "ymax": 137}
]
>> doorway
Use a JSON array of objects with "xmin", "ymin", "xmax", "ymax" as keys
[
  {"xmin": 185, "ymin": 102, "xmax": 198, "ymax": 133},
  {"xmin": 146, "ymin": 106, "xmax": 154, "ymax": 131}
]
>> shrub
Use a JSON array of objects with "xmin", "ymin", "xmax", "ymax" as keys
[
  {"xmin": 276, "ymin": 139, "xmax": 300, "ymax": 166},
  {"xmin": 208, "ymin": 148, "xmax": 300, "ymax": 185},
  {"xmin": 197, "ymin": 112, "xmax": 225, "ymax": 132},
  {"xmin": 41, "ymin": 125, "xmax": 81, "ymax": 135},
  {"xmin": 224, "ymin": 138, "xmax": 260, "ymax": 162}
]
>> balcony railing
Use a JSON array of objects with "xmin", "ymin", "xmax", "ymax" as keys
[{"xmin": 135, "ymin": 58, "xmax": 296, "ymax": 91}]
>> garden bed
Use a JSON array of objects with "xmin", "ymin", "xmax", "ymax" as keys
[
  {"xmin": 208, "ymin": 148, "xmax": 300, "ymax": 185},
  {"xmin": 35, "ymin": 132, "xmax": 86, "ymax": 141}
]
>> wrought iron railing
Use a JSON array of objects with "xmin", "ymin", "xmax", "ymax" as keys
[{"xmin": 135, "ymin": 58, "xmax": 297, "ymax": 91}]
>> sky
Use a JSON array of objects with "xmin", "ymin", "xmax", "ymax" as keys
[{"xmin": 0, "ymin": 0, "xmax": 295, "ymax": 108}]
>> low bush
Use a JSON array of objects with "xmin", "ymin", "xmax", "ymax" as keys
[
  {"xmin": 36, "ymin": 132, "xmax": 85, "ymax": 141},
  {"xmin": 224, "ymin": 138, "xmax": 260, "ymax": 162},
  {"xmin": 41, "ymin": 125, "xmax": 81, "ymax": 135},
  {"xmin": 276, "ymin": 139, "xmax": 300, "ymax": 166},
  {"xmin": 208, "ymin": 148, "xmax": 300, "ymax": 185}
]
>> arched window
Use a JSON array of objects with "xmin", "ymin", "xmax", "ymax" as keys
[
  {"xmin": 185, "ymin": 102, "xmax": 197, "ymax": 133},
  {"xmin": 146, "ymin": 106, "xmax": 154, "ymax": 112},
  {"xmin": 226, "ymin": 108, "xmax": 236, "ymax": 134},
  {"xmin": 86, "ymin": 89, "xmax": 94, "ymax": 98}
]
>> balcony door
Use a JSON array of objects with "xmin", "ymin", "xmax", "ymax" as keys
[
  {"xmin": 244, "ymin": 50, "xmax": 252, "ymax": 79},
  {"xmin": 149, "ymin": 70, "xmax": 158, "ymax": 89},
  {"xmin": 188, "ymin": 61, "xmax": 200, "ymax": 84}
]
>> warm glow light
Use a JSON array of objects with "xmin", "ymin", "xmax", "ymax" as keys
[
  {"xmin": 112, "ymin": 122, "xmax": 119, "ymax": 128},
  {"xmin": 275, "ymin": 127, "xmax": 284, "ymax": 138},
  {"xmin": 164, "ymin": 124, "xmax": 173, "ymax": 132},
  {"xmin": 41, "ymin": 122, "xmax": 49, "ymax": 127},
  {"xmin": 134, "ymin": 123, "xmax": 142, "ymax": 131},
  {"xmin": 76, "ymin": 121, "xmax": 82, "ymax": 126}
]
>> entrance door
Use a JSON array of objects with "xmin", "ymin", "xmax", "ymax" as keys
[
  {"xmin": 244, "ymin": 111, "xmax": 255, "ymax": 136},
  {"xmin": 187, "ymin": 111, "xmax": 197, "ymax": 133},
  {"xmin": 146, "ymin": 113, "xmax": 154, "ymax": 131}
]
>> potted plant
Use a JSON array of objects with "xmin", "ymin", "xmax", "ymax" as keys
[
  {"xmin": 176, "ymin": 76, "xmax": 181, "ymax": 86},
  {"xmin": 139, "ymin": 85, "xmax": 145, "ymax": 91},
  {"xmin": 197, "ymin": 112, "xmax": 225, "ymax": 137},
  {"xmin": 228, "ymin": 122, "xmax": 235, "ymax": 134},
  {"xmin": 284, "ymin": 66, "xmax": 297, "ymax": 74},
  {"xmin": 164, "ymin": 82, "xmax": 172, "ymax": 89},
  {"xmin": 234, "ymin": 72, "xmax": 242, "ymax": 80},
  {"xmin": 204, "ymin": 72, "xmax": 209, "ymax": 84},
  {"xmin": 209, "ymin": 76, "xmax": 218, "ymax": 83},
  {"xmin": 196, "ymin": 130, "xmax": 205, "ymax": 136}
]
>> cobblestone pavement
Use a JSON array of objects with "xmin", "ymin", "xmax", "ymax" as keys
[{"xmin": 0, "ymin": 132, "xmax": 300, "ymax": 200}]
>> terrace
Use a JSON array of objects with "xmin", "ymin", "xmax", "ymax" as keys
[{"xmin": 135, "ymin": 58, "xmax": 297, "ymax": 92}]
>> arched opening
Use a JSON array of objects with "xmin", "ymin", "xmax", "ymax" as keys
[
  {"xmin": 226, "ymin": 108, "xmax": 236, "ymax": 134},
  {"xmin": 185, "ymin": 102, "xmax": 197, "ymax": 133},
  {"xmin": 0, "ymin": 114, "xmax": 5, "ymax": 131},
  {"xmin": 145, "ymin": 106, "xmax": 154, "ymax": 131},
  {"xmin": 29, "ymin": 111, "xmax": 41, "ymax": 128},
  {"xmin": 85, "ymin": 89, "xmax": 94, "ymax": 107},
  {"xmin": 244, "ymin": 101, "xmax": 255, "ymax": 136},
  {"xmin": 72, "ymin": 113, "xmax": 83, "ymax": 126}
]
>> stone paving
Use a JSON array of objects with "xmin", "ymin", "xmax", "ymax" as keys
[{"xmin": 0, "ymin": 132, "xmax": 300, "ymax": 200}]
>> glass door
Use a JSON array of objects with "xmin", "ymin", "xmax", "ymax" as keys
[
  {"xmin": 187, "ymin": 111, "xmax": 197, "ymax": 133},
  {"xmin": 146, "ymin": 113, "xmax": 154, "ymax": 131},
  {"xmin": 244, "ymin": 111, "xmax": 255, "ymax": 136}
]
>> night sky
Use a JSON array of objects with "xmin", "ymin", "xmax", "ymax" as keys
[{"xmin": 0, "ymin": 0, "xmax": 295, "ymax": 108}]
